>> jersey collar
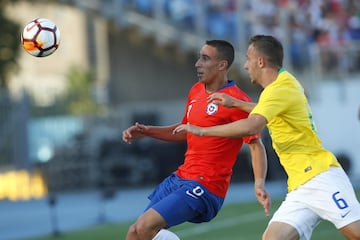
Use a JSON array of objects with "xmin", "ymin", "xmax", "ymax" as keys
[
  {"xmin": 278, "ymin": 67, "xmax": 285, "ymax": 75},
  {"xmin": 217, "ymin": 80, "xmax": 235, "ymax": 91}
]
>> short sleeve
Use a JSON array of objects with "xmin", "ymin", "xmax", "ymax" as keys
[{"xmin": 251, "ymin": 84, "xmax": 292, "ymax": 123}]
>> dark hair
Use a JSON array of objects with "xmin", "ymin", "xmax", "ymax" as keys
[
  {"xmin": 249, "ymin": 35, "xmax": 283, "ymax": 69},
  {"xmin": 206, "ymin": 40, "xmax": 235, "ymax": 69}
]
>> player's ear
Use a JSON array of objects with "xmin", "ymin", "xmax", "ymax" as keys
[
  {"xmin": 258, "ymin": 56, "xmax": 265, "ymax": 68},
  {"xmin": 218, "ymin": 60, "xmax": 227, "ymax": 70}
]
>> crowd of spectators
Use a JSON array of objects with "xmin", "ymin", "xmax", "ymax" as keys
[
  {"xmin": 283, "ymin": 0, "xmax": 360, "ymax": 73},
  {"xmin": 125, "ymin": 0, "xmax": 360, "ymax": 75}
]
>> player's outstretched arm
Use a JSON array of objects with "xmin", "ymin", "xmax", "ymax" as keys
[
  {"xmin": 123, "ymin": 122, "xmax": 187, "ymax": 144},
  {"xmin": 207, "ymin": 92, "xmax": 257, "ymax": 113},
  {"xmin": 248, "ymin": 138, "xmax": 271, "ymax": 217},
  {"xmin": 173, "ymin": 114, "xmax": 266, "ymax": 138}
]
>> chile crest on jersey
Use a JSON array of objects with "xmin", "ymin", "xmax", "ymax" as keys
[{"xmin": 206, "ymin": 103, "xmax": 218, "ymax": 115}]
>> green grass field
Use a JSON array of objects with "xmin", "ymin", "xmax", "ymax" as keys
[{"xmin": 24, "ymin": 189, "xmax": 360, "ymax": 240}]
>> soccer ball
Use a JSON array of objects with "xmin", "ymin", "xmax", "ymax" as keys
[{"xmin": 21, "ymin": 18, "xmax": 60, "ymax": 57}]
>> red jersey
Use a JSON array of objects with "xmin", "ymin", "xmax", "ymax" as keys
[{"xmin": 176, "ymin": 81, "xmax": 259, "ymax": 198}]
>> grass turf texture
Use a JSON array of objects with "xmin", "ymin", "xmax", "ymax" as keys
[{"xmin": 25, "ymin": 188, "xmax": 360, "ymax": 240}]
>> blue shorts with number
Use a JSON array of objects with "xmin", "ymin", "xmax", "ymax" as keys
[{"xmin": 144, "ymin": 173, "xmax": 224, "ymax": 227}]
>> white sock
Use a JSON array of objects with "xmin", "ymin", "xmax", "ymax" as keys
[{"xmin": 152, "ymin": 229, "xmax": 180, "ymax": 240}]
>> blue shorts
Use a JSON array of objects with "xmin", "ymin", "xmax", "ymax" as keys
[{"xmin": 145, "ymin": 173, "xmax": 224, "ymax": 227}]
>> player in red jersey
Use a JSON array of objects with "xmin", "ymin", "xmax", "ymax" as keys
[{"xmin": 122, "ymin": 40, "xmax": 270, "ymax": 240}]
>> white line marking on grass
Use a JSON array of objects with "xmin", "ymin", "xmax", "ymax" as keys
[{"xmin": 175, "ymin": 212, "xmax": 264, "ymax": 238}]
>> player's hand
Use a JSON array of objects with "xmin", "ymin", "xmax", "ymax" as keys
[
  {"xmin": 255, "ymin": 187, "xmax": 271, "ymax": 217},
  {"xmin": 122, "ymin": 122, "xmax": 148, "ymax": 144},
  {"xmin": 173, "ymin": 124, "xmax": 203, "ymax": 136},
  {"xmin": 207, "ymin": 92, "xmax": 234, "ymax": 108}
]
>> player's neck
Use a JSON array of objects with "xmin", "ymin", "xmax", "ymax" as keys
[
  {"xmin": 205, "ymin": 78, "xmax": 228, "ymax": 93},
  {"xmin": 260, "ymin": 69, "xmax": 278, "ymax": 88}
]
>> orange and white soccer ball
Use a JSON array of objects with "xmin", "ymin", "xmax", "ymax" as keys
[{"xmin": 21, "ymin": 18, "xmax": 60, "ymax": 57}]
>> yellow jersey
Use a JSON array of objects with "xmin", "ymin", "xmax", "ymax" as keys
[{"xmin": 251, "ymin": 69, "xmax": 341, "ymax": 192}]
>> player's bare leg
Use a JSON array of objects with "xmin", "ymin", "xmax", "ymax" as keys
[
  {"xmin": 262, "ymin": 221, "xmax": 299, "ymax": 240},
  {"xmin": 339, "ymin": 220, "xmax": 360, "ymax": 240},
  {"xmin": 126, "ymin": 208, "xmax": 167, "ymax": 240}
]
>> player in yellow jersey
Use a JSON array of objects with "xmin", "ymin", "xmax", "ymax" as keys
[{"xmin": 173, "ymin": 35, "xmax": 360, "ymax": 240}]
